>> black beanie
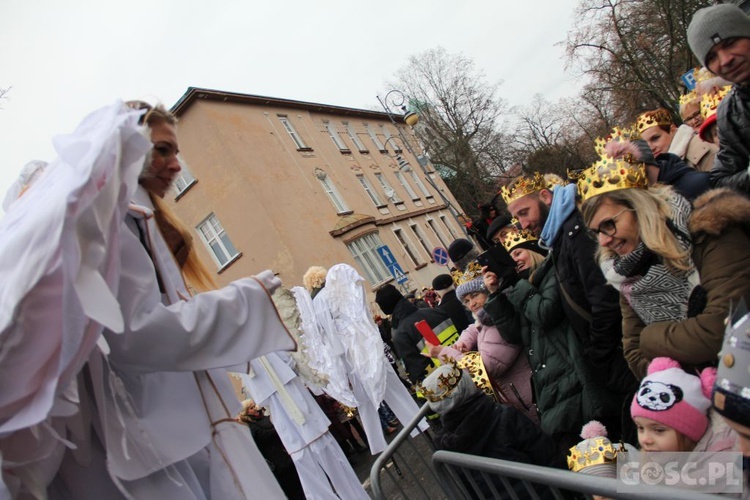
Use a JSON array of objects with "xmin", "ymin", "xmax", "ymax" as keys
[
  {"xmin": 447, "ymin": 238, "xmax": 474, "ymax": 263},
  {"xmin": 432, "ymin": 274, "xmax": 454, "ymax": 291},
  {"xmin": 375, "ymin": 284, "xmax": 404, "ymax": 315},
  {"xmin": 486, "ymin": 215, "xmax": 513, "ymax": 241}
]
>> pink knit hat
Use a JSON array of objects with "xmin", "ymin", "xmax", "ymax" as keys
[{"xmin": 630, "ymin": 357, "xmax": 716, "ymax": 443}]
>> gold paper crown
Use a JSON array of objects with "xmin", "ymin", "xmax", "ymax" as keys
[
  {"xmin": 499, "ymin": 172, "xmax": 547, "ymax": 205},
  {"xmin": 502, "ymin": 228, "xmax": 539, "ymax": 253},
  {"xmin": 679, "ymin": 90, "xmax": 698, "ymax": 107},
  {"xmin": 635, "ymin": 109, "xmax": 673, "ymax": 134},
  {"xmin": 700, "ymin": 85, "xmax": 732, "ymax": 120},
  {"xmin": 577, "ymin": 128, "xmax": 648, "ymax": 203},
  {"xmin": 418, "ymin": 359, "xmax": 463, "ymax": 402},
  {"xmin": 456, "ymin": 351, "xmax": 498, "ymax": 401},
  {"xmin": 451, "ymin": 261, "xmax": 483, "ymax": 287},
  {"xmin": 567, "ymin": 437, "xmax": 621, "ymax": 473}
]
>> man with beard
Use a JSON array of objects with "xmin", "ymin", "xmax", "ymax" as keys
[{"xmin": 501, "ymin": 173, "xmax": 635, "ymax": 399}]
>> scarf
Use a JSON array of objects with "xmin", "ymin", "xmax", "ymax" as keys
[
  {"xmin": 601, "ymin": 194, "xmax": 699, "ymax": 325},
  {"xmin": 540, "ymin": 184, "xmax": 577, "ymax": 249}
]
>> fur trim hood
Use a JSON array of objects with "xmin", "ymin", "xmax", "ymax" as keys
[{"xmin": 689, "ymin": 188, "xmax": 750, "ymax": 237}]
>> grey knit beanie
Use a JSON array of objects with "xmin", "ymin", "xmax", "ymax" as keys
[
  {"xmin": 456, "ymin": 277, "xmax": 486, "ymax": 302},
  {"xmin": 688, "ymin": 4, "xmax": 750, "ymax": 68}
]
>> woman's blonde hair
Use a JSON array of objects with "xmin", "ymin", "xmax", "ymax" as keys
[
  {"xmin": 525, "ymin": 249, "xmax": 546, "ymax": 273},
  {"xmin": 581, "ymin": 186, "xmax": 692, "ymax": 273}
]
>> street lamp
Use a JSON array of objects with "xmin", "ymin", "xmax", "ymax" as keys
[{"xmin": 376, "ymin": 89, "xmax": 468, "ymax": 237}]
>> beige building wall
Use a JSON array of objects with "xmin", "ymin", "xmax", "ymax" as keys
[{"xmin": 166, "ymin": 88, "xmax": 467, "ymax": 309}]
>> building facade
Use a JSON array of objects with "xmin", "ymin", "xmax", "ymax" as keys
[{"xmin": 167, "ymin": 87, "xmax": 467, "ymax": 306}]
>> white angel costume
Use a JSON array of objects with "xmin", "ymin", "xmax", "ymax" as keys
[
  {"xmin": 311, "ymin": 264, "xmax": 428, "ymax": 455},
  {"xmin": 49, "ymin": 178, "xmax": 298, "ymax": 498},
  {"xmin": 0, "ymin": 102, "xmax": 151, "ymax": 497},
  {"xmin": 237, "ymin": 352, "xmax": 368, "ymax": 500}
]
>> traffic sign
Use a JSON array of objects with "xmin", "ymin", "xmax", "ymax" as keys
[
  {"xmin": 390, "ymin": 264, "xmax": 408, "ymax": 284},
  {"xmin": 432, "ymin": 246, "xmax": 449, "ymax": 266},
  {"xmin": 377, "ymin": 245, "xmax": 397, "ymax": 266},
  {"xmin": 681, "ymin": 69, "xmax": 697, "ymax": 90},
  {"xmin": 377, "ymin": 245, "xmax": 408, "ymax": 284}
]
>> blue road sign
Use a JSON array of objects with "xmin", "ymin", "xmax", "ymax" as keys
[
  {"xmin": 377, "ymin": 245, "xmax": 408, "ymax": 284},
  {"xmin": 432, "ymin": 246, "xmax": 449, "ymax": 266},
  {"xmin": 681, "ymin": 69, "xmax": 697, "ymax": 91}
]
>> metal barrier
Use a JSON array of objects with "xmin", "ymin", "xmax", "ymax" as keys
[
  {"xmin": 432, "ymin": 451, "xmax": 727, "ymax": 500},
  {"xmin": 369, "ymin": 404, "xmax": 447, "ymax": 500}
]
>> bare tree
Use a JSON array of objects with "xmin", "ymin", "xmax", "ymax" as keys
[
  {"xmin": 388, "ymin": 47, "xmax": 513, "ymax": 219},
  {"xmin": 565, "ymin": 0, "xmax": 706, "ymax": 121}
]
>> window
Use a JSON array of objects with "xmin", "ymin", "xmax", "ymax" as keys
[
  {"xmin": 324, "ymin": 121, "xmax": 350, "ymax": 152},
  {"xmin": 365, "ymin": 123, "xmax": 386, "ymax": 152},
  {"xmin": 317, "ymin": 172, "xmax": 350, "ymax": 214},
  {"xmin": 396, "ymin": 171, "xmax": 419, "ymax": 200},
  {"xmin": 409, "ymin": 222, "xmax": 433, "ymax": 258},
  {"xmin": 357, "ymin": 174, "xmax": 384, "ymax": 207},
  {"xmin": 173, "ymin": 158, "xmax": 196, "ymax": 198},
  {"xmin": 346, "ymin": 233, "xmax": 391, "ymax": 285},
  {"xmin": 381, "ymin": 125, "xmax": 402, "ymax": 153},
  {"xmin": 427, "ymin": 218, "xmax": 448, "ymax": 249},
  {"xmin": 197, "ymin": 214, "xmax": 240, "ymax": 268},
  {"xmin": 374, "ymin": 173, "xmax": 401, "ymax": 203},
  {"xmin": 440, "ymin": 214, "xmax": 458, "ymax": 239},
  {"xmin": 278, "ymin": 115, "xmax": 309, "ymax": 150},
  {"xmin": 344, "ymin": 122, "xmax": 368, "ymax": 153},
  {"xmin": 393, "ymin": 228, "xmax": 420, "ymax": 266},
  {"xmin": 410, "ymin": 170, "xmax": 432, "ymax": 198}
]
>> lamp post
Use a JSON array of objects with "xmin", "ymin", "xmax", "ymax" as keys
[{"xmin": 376, "ymin": 90, "xmax": 468, "ymax": 237}]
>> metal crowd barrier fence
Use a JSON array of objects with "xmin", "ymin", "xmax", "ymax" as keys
[
  {"xmin": 371, "ymin": 402, "xmax": 727, "ymax": 500},
  {"xmin": 432, "ymin": 451, "xmax": 727, "ymax": 500}
]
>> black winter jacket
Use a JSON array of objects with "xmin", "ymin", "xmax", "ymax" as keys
[
  {"xmin": 549, "ymin": 210, "xmax": 636, "ymax": 395},
  {"xmin": 655, "ymin": 153, "xmax": 711, "ymax": 201},
  {"xmin": 712, "ymin": 85, "xmax": 750, "ymax": 192},
  {"xmin": 390, "ymin": 299, "xmax": 451, "ymax": 383},
  {"xmin": 436, "ymin": 289, "xmax": 473, "ymax": 334}
]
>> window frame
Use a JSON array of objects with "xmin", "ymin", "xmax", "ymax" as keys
[
  {"xmin": 317, "ymin": 172, "xmax": 350, "ymax": 214},
  {"xmin": 374, "ymin": 172, "xmax": 401, "ymax": 203},
  {"xmin": 278, "ymin": 115, "xmax": 310, "ymax": 150},
  {"xmin": 345, "ymin": 233, "xmax": 391, "ymax": 286},
  {"xmin": 344, "ymin": 122, "xmax": 369, "ymax": 153},
  {"xmin": 395, "ymin": 171, "xmax": 419, "ymax": 200},
  {"xmin": 393, "ymin": 227, "xmax": 421, "ymax": 266},
  {"xmin": 356, "ymin": 174, "xmax": 385, "ymax": 207},
  {"xmin": 324, "ymin": 121, "xmax": 351, "ymax": 153},
  {"xmin": 365, "ymin": 123, "xmax": 386, "ymax": 152},
  {"xmin": 173, "ymin": 157, "xmax": 197, "ymax": 200},
  {"xmin": 196, "ymin": 213, "xmax": 241, "ymax": 270}
]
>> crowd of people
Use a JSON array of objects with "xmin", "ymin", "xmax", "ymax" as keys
[{"xmin": 1, "ymin": 3, "xmax": 750, "ymax": 499}]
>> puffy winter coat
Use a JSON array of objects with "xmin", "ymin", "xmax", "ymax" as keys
[
  {"xmin": 712, "ymin": 85, "xmax": 750, "ymax": 192},
  {"xmin": 484, "ymin": 257, "xmax": 621, "ymax": 436},
  {"xmin": 438, "ymin": 312, "xmax": 537, "ymax": 423},
  {"xmin": 623, "ymin": 189, "xmax": 750, "ymax": 378}
]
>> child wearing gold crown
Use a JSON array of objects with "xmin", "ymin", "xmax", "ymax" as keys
[
  {"xmin": 424, "ymin": 265, "xmax": 537, "ymax": 423},
  {"xmin": 580, "ymin": 149, "xmax": 750, "ymax": 379}
]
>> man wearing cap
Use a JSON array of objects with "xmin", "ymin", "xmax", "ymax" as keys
[
  {"xmin": 501, "ymin": 173, "xmax": 635, "ymax": 396},
  {"xmin": 432, "ymin": 273, "xmax": 472, "ymax": 334},
  {"xmin": 688, "ymin": 3, "xmax": 750, "ymax": 191}
]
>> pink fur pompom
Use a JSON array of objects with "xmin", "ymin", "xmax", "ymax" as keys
[
  {"xmin": 700, "ymin": 367, "xmax": 717, "ymax": 398},
  {"xmin": 580, "ymin": 420, "xmax": 607, "ymax": 440},
  {"xmin": 647, "ymin": 357, "xmax": 681, "ymax": 375}
]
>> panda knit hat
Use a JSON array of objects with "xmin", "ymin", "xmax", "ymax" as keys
[{"xmin": 631, "ymin": 357, "xmax": 716, "ymax": 443}]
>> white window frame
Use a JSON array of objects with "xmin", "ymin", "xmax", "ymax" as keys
[
  {"xmin": 365, "ymin": 123, "xmax": 386, "ymax": 152},
  {"xmin": 427, "ymin": 218, "xmax": 449, "ymax": 249},
  {"xmin": 374, "ymin": 172, "xmax": 401, "ymax": 203},
  {"xmin": 344, "ymin": 122, "xmax": 368, "ymax": 153},
  {"xmin": 173, "ymin": 157, "xmax": 197, "ymax": 198},
  {"xmin": 409, "ymin": 221, "xmax": 433, "ymax": 259},
  {"xmin": 410, "ymin": 170, "xmax": 432, "ymax": 198},
  {"xmin": 278, "ymin": 115, "xmax": 309, "ymax": 150},
  {"xmin": 324, "ymin": 121, "xmax": 350, "ymax": 152},
  {"xmin": 317, "ymin": 173, "xmax": 350, "ymax": 214},
  {"xmin": 197, "ymin": 213, "xmax": 240, "ymax": 268},
  {"xmin": 440, "ymin": 213, "xmax": 458, "ymax": 239},
  {"xmin": 381, "ymin": 125, "xmax": 402, "ymax": 153},
  {"xmin": 393, "ymin": 227, "xmax": 420, "ymax": 266},
  {"xmin": 346, "ymin": 233, "xmax": 391, "ymax": 285},
  {"xmin": 396, "ymin": 171, "xmax": 419, "ymax": 200},
  {"xmin": 357, "ymin": 174, "xmax": 385, "ymax": 207}
]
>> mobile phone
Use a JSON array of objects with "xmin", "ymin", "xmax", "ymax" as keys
[{"xmin": 476, "ymin": 245, "xmax": 516, "ymax": 276}]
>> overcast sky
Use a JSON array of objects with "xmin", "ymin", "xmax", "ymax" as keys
[{"xmin": 0, "ymin": 0, "xmax": 582, "ymax": 213}]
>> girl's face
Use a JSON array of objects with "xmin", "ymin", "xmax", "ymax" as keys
[
  {"xmin": 462, "ymin": 291, "xmax": 487, "ymax": 314},
  {"xmin": 634, "ymin": 416, "xmax": 693, "ymax": 452},
  {"xmin": 510, "ymin": 248, "xmax": 532, "ymax": 272},
  {"xmin": 641, "ymin": 125, "xmax": 676, "ymax": 157}
]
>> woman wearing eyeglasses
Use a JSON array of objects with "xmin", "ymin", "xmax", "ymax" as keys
[{"xmin": 581, "ymin": 177, "xmax": 750, "ymax": 380}]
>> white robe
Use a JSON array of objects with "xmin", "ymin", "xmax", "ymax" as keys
[
  {"xmin": 238, "ymin": 352, "xmax": 368, "ymax": 500},
  {"xmin": 54, "ymin": 187, "xmax": 297, "ymax": 499},
  {"xmin": 312, "ymin": 264, "xmax": 428, "ymax": 455}
]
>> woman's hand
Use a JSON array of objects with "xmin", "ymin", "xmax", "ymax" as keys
[{"xmin": 482, "ymin": 266, "xmax": 499, "ymax": 294}]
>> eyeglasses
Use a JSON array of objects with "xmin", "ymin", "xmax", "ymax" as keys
[
  {"xmin": 683, "ymin": 111, "xmax": 701, "ymax": 124},
  {"xmin": 586, "ymin": 208, "xmax": 634, "ymax": 241}
]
